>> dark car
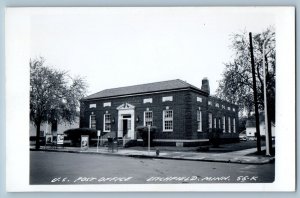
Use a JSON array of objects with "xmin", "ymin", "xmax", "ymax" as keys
[{"xmin": 239, "ymin": 131, "xmax": 247, "ymax": 141}]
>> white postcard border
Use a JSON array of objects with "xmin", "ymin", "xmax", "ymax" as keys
[{"xmin": 5, "ymin": 7, "xmax": 295, "ymax": 192}]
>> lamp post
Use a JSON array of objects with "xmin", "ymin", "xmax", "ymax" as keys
[
  {"xmin": 263, "ymin": 38, "xmax": 271, "ymax": 156},
  {"xmin": 97, "ymin": 130, "xmax": 101, "ymax": 152},
  {"xmin": 148, "ymin": 125, "xmax": 151, "ymax": 155}
]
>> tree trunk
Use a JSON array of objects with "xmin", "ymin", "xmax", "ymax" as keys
[
  {"xmin": 35, "ymin": 121, "xmax": 41, "ymax": 150},
  {"xmin": 267, "ymin": 103, "xmax": 273, "ymax": 155}
]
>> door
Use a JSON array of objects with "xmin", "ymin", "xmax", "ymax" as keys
[{"xmin": 123, "ymin": 119, "xmax": 128, "ymax": 137}]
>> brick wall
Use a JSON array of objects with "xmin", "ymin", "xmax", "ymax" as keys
[
  {"xmin": 80, "ymin": 89, "xmax": 239, "ymax": 141},
  {"xmin": 80, "ymin": 90, "xmax": 190, "ymax": 140}
]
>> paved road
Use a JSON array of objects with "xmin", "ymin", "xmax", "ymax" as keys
[{"xmin": 30, "ymin": 151, "xmax": 275, "ymax": 185}]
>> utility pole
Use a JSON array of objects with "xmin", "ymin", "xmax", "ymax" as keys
[
  {"xmin": 263, "ymin": 39, "xmax": 271, "ymax": 156},
  {"xmin": 249, "ymin": 32, "xmax": 261, "ymax": 154}
]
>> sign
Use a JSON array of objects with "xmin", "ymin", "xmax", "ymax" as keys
[
  {"xmin": 97, "ymin": 130, "xmax": 101, "ymax": 137},
  {"xmin": 57, "ymin": 134, "xmax": 64, "ymax": 145},
  {"xmin": 81, "ymin": 135, "xmax": 89, "ymax": 150},
  {"xmin": 45, "ymin": 134, "xmax": 53, "ymax": 144}
]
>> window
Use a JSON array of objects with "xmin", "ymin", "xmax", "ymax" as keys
[
  {"xmin": 228, "ymin": 117, "xmax": 231, "ymax": 133},
  {"xmin": 227, "ymin": 106, "xmax": 231, "ymax": 111},
  {"xmin": 197, "ymin": 97, "xmax": 202, "ymax": 102},
  {"xmin": 103, "ymin": 102, "xmax": 111, "ymax": 107},
  {"xmin": 162, "ymin": 96, "xmax": 173, "ymax": 102},
  {"xmin": 89, "ymin": 104, "xmax": 96, "ymax": 108},
  {"xmin": 197, "ymin": 110, "xmax": 202, "ymax": 132},
  {"xmin": 215, "ymin": 103, "xmax": 219, "ymax": 108},
  {"xmin": 208, "ymin": 101, "xmax": 212, "ymax": 106},
  {"xmin": 208, "ymin": 113, "xmax": 212, "ymax": 129},
  {"xmin": 233, "ymin": 118, "xmax": 236, "ymax": 133},
  {"xmin": 103, "ymin": 114, "xmax": 111, "ymax": 132},
  {"xmin": 222, "ymin": 105, "xmax": 225, "ymax": 109},
  {"xmin": 233, "ymin": 108, "xmax": 236, "ymax": 112},
  {"xmin": 214, "ymin": 118, "xmax": 217, "ymax": 128},
  {"xmin": 143, "ymin": 98, "xmax": 153, "ymax": 104},
  {"xmin": 163, "ymin": 110, "xmax": 173, "ymax": 131},
  {"xmin": 218, "ymin": 118, "xmax": 221, "ymax": 129},
  {"xmin": 90, "ymin": 115, "xmax": 96, "ymax": 129},
  {"xmin": 144, "ymin": 111, "xmax": 153, "ymax": 126},
  {"xmin": 222, "ymin": 116, "xmax": 225, "ymax": 132}
]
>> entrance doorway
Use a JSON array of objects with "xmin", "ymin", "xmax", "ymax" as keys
[
  {"xmin": 117, "ymin": 103, "xmax": 135, "ymax": 139},
  {"xmin": 123, "ymin": 119, "xmax": 128, "ymax": 137},
  {"xmin": 122, "ymin": 115, "xmax": 131, "ymax": 137}
]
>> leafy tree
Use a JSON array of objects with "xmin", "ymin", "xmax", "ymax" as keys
[
  {"xmin": 30, "ymin": 57, "xmax": 87, "ymax": 149},
  {"xmin": 238, "ymin": 116, "xmax": 248, "ymax": 133},
  {"xmin": 216, "ymin": 27, "xmax": 275, "ymax": 123}
]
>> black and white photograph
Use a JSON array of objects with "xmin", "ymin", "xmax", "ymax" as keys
[{"xmin": 5, "ymin": 7, "xmax": 295, "ymax": 192}]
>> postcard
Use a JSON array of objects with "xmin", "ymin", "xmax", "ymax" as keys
[{"xmin": 5, "ymin": 7, "xmax": 295, "ymax": 192}]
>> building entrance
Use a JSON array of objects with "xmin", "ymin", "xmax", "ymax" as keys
[
  {"xmin": 117, "ymin": 103, "xmax": 135, "ymax": 139},
  {"xmin": 122, "ymin": 115, "xmax": 131, "ymax": 137}
]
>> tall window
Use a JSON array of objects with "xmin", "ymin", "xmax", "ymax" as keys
[
  {"xmin": 214, "ymin": 118, "xmax": 217, "ymax": 128},
  {"xmin": 208, "ymin": 113, "xmax": 212, "ymax": 129},
  {"xmin": 218, "ymin": 119, "xmax": 221, "ymax": 129},
  {"xmin": 144, "ymin": 111, "xmax": 153, "ymax": 126},
  {"xmin": 163, "ymin": 110, "xmax": 173, "ymax": 131},
  {"xmin": 197, "ymin": 110, "xmax": 202, "ymax": 132},
  {"xmin": 103, "ymin": 114, "xmax": 111, "ymax": 132},
  {"xmin": 90, "ymin": 115, "xmax": 96, "ymax": 129},
  {"xmin": 222, "ymin": 116, "xmax": 225, "ymax": 132},
  {"xmin": 228, "ymin": 117, "xmax": 231, "ymax": 133},
  {"xmin": 233, "ymin": 118, "xmax": 236, "ymax": 133}
]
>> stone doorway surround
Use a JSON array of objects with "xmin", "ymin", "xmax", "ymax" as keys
[{"xmin": 117, "ymin": 103, "xmax": 135, "ymax": 139}]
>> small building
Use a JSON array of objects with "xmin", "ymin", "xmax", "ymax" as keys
[
  {"xmin": 245, "ymin": 114, "xmax": 275, "ymax": 139},
  {"xmin": 80, "ymin": 78, "xmax": 239, "ymax": 146},
  {"xmin": 30, "ymin": 118, "xmax": 79, "ymax": 137}
]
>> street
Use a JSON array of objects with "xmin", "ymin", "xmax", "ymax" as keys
[{"xmin": 30, "ymin": 151, "xmax": 275, "ymax": 184}]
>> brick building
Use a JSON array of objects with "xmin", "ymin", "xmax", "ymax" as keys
[{"xmin": 80, "ymin": 78, "xmax": 239, "ymax": 146}]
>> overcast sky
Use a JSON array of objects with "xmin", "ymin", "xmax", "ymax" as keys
[{"xmin": 30, "ymin": 7, "xmax": 275, "ymax": 96}]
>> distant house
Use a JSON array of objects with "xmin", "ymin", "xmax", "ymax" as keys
[
  {"xmin": 80, "ymin": 78, "xmax": 239, "ymax": 146},
  {"xmin": 30, "ymin": 117, "xmax": 79, "ymax": 138},
  {"xmin": 245, "ymin": 113, "xmax": 275, "ymax": 139}
]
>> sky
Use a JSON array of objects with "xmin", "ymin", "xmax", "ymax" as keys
[{"xmin": 30, "ymin": 7, "xmax": 275, "ymax": 96}]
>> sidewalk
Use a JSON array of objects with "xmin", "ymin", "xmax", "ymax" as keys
[{"xmin": 30, "ymin": 144, "xmax": 275, "ymax": 165}]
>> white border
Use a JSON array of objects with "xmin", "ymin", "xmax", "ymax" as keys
[{"xmin": 5, "ymin": 7, "xmax": 295, "ymax": 192}]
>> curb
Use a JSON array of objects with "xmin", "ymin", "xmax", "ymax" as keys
[{"xmin": 30, "ymin": 148, "xmax": 275, "ymax": 165}]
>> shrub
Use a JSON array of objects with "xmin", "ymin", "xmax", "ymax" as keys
[
  {"xmin": 136, "ymin": 126, "xmax": 157, "ymax": 147},
  {"xmin": 208, "ymin": 128, "xmax": 223, "ymax": 148},
  {"xmin": 64, "ymin": 128, "xmax": 97, "ymax": 147}
]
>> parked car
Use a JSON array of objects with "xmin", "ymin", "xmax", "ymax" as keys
[{"xmin": 239, "ymin": 131, "xmax": 247, "ymax": 141}]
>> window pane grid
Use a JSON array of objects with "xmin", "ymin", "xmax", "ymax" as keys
[
  {"xmin": 104, "ymin": 114, "xmax": 111, "ymax": 132},
  {"xmin": 228, "ymin": 117, "xmax": 231, "ymax": 133},
  {"xmin": 144, "ymin": 111, "xmax": 153, "ymax": 126},
  {"xmin": 208, "ymin": 113, "xmax": 212, "ymax": 129},
  {"xmin": 90, "ymin": 115, "xmax": 96, "ymax": 129},
  {"xmin": 163, "ymin": 110, "xmax": 173, "ymax": 131},
  {"xmin": 197, "ymin": 110, "xmax": 202, "ymax": 131},
  {"xmin": 233, "ymin": 118, "xmax": 236, "ymax": 133},
  {"xmin": 222, "ymin": 116, "xmax": 225, "ymax": 132},
  {"xmin": 164, "ymin": 120, "xmax": 173, "ymax": 130}
]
